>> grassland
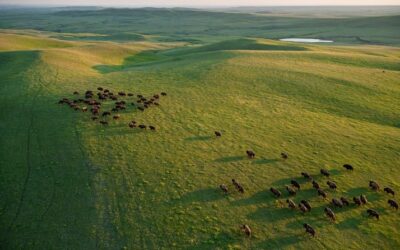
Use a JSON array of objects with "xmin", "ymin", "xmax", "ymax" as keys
[{"xmin": 0, "ymin": 8, "xmax": 400, "ymax": 249}]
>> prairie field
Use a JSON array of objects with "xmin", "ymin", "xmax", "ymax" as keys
[{"xmin": 0, "ymin": 7, "xmax": 399, "ymax": 250}]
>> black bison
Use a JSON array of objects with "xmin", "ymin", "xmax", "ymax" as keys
[
  {"xmin": 286, "ymin": 199, "xmax": 296, "ymax": 209},
  {"xmin": 312, "ymin": 180, "xmax": 320, "ymax": 190},
  {"xmin": 360, "ymin": 195, "xmax": 368, "ymax": 204},
  {"xmin": 139, "ymin": 125, "xmax": 146, "ymax": 129},
  {"xmin": 246, "ymin": 150, "xmax": 255, "ymax": 159},
  {"xmin": 388, "ymin": 199, "xmax": 398, "ymax": 210},
  {"xmin": 299, "ymin": 203, "xmax": 309, "ymax": 213},
  {"xmin": 99, "ymin": 121, "xmax": 108, "ymax": 125},
  {"xmin": 324, "ymin": 207, "xmax": 336, "ymax": 221},
  {"xmin": 241, "ymin": 224, "xmax": 251, "ymax": 237},
  {"xmin": 270, "ymin": 187, "xmax": 281, "ymax": 198},
  {"xmin": 317, "ymin": 189, "xmax": 327, "ymax": 199},
  {"xmin": 286, "ymin": 185, "xmax": 297, "ymax": 196},
  {"xmin": 102, "ymin": 111, "xmax": 111, "ymax": 117},
  {"xmin": 327, "ymin": 181, "xmax": 337, "ymax": 190},
  {"xmin": 320, "ymin": 169, "xmax": 330, "ymax": 177},
  {"xmin": 149, "ymin": 126, "xmax": 156, "ymax": 131},
  {"xmin": 161, "ymin": 92, "xmax": 167, "ymax": 96},
  {"xmin": 291, "ymin": 180, "xmax": 301, "ymax": 190},
  {"xmin": 113, "ymin": 115, "xmax": 120, "ymax": 120},
  {"xmin": 215, "ymin": 131, "xmax": 222, "ymax": 137},
  {"xmin": 384, "ymin": 187, "xmax": 395, "ymax": 196},
  {"xmin": 303, "ymin": 223, "xmax": 315, "ymax": 237},
  {"xmin": 369, "ymin": 181, "xmax": 380, "ymax": 191},
  {"xmin": 332, "ymin": 198, "xmax": 343, "ymax": 208},
  {"xmin": 343, "ymin": 164, "xmax": 354, "ymax": 170},
  {"xmin": 281, "ymin": 152, "xmax": 288, "ymax": 159},
  {"xmin": 301, "ymin": 172, "xmax": 311, "ymax": 179},
  {"xmin": 353, "ymin": 197, "xmax": 362, "ymax": 206},
  {"xmin": 300, "ymin": 200, "xmax": 311, "ymax": 211},
  {"xmin": 340, "ymin": 197, "xmax": 350, "ymax": 206},
  {"xmin": 367, "ymin": 209, "xmax": 379, "ymax": 220},
  {"xmin": 219, "ymin": 184, "xmax": 228, "ymax": 194}
]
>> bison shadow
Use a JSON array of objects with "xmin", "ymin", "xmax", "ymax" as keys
[
  {"xmin": 214, "ymin": 155, "xmax": 245, "ymax": 163},
  {"xmin": 178, "ymin": 187, "xmax": 225, "ymax": 204},
  {"xmin": 232, "ymin": 190, "xmax": 272, "ymax": 206},
  {"xmin": 184, "ymin": 135, "xmax": 212, "ymax": 141},
  {"xmin": 256, "ymin": 234, "xmax": 303, "ymax": 248},
  {"xmin": 251, "ymin": 158, "xmax": 280, "ymax": 165}
]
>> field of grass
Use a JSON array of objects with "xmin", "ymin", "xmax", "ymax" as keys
[{"xmin": 0, "ymin": 10, "xmax": 399, "ymax": 249}]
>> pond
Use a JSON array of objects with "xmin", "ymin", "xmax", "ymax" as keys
[{"xmin": 280, "ymin": 38, "xmax": 333, "ymax": 43}]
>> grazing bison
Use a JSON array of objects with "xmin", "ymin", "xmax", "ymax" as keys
[
  {"xmin": 320, "ymin": 169, "xmax": 330, "ymax": 177},
  {"xmin": 291, "ymin": 180, "xmax": 301, "ymax": 190},
  {"xmin": 286, "ymin": 199, "xmax": 296, "ymax": 209},
  {"xmin": 340, "ymin": 197, "xmax": 350, "ymax": 206},
  {"xmin": 215, "ymin": 131, "xmax": 222, "ymax": 137},
  {"xmin": 97, "ymin": 87, "xmax": 103, "ymax": 91},
  {"xmin": 317, "ymin": 189, "xmax": 327, "ymax": 199},
  {"xmin": 303, "ymin": 223, "xmax": 315, "ymax": 237},
  {"xmin": 384, "ymin": 187, "xmax": 395, "ymax": 196},
  {"xmin": 286, "ymin": 186, "xmax": 297, "ymax": 196},
  {"xmin": 270, "ymin": 187, "xmax": 281, "ymax": 198},
  {"xmin": 246, "ymin": 150, "xmax": 255, "ymax": 159},
  {"xmin": 353, "ymin": 197, "xmax": 362, "ymax": 206},
  {"xmin": 360, "ymin": 195, "xmax": 368, "ymax": 204},
  {"xmin": 343, "ymin": 164, "xmax": 354, "ymax": 170},
  {"xmin": 299, "ymin": 203, "xmax": 309, "ymax": 213},
  {"xmin": 138, "ymin": 107, "xmax": 145, "ymax": 111},
  {"xmin": 92, "ymin": 117, "xmax": 98, "ymax": 121},
  {"xmin": 73, "ymin": 91, "xmax": 79, "ymax": 95},
  {"xmin": 312, "ymin": 180, "xmax": 320, "ymax": 190},
  {"xmin": 139, "ymin": 125, "xmax": 146, "ymax": 129},
  {"xmin": 301, "ymin": 172, "xmax": 311, "ymax": 179},
  {"xmin": 300, "ymin": 200, "xmax": 311, "ymax": 211},
  {"xmin": 149, "ymin": 126, "xmax": 156, "ymax": 131},
  {"xmin": 161, "ymin": 92, "xmax": 167, "ymax": 96},
  {"xmin": 128, "ymin": 93, "xmax": 134, "ymax": 96},
  {"xmin": 219, "ymin": 184, "xmax": 228, "ymax": 194},
  {"xmin": 102, "ymin": 111, "xmax": 111, "ymax": 117},
  {"xmin": 241, "ymin": 225, "xmax": 251, "ymax": 237},
  {"xmin": 128, "ymin": 122, "xmax": 136, "ymax": 128},
  {"xmin": 388, "ymin": 199, "xmax": 398, "ymax": 210},
  {"xmin": 332, "ymin": 198, "xmax": 343, "ymax": 208},
  {"xmin": 369, "ymin": 181, "xmax": 380, "ymax": 191},
  {"xmin": 325, "ymin": 207, "xmax": 336, "ymax": 221},
  {"xmin": 281, "ymin": 152, "xmax": 288, "ymax": 159},
  {"xmin": 232, "ymin": 179, "xmax": 244, "ymax": 193},
  {"xmin": 99, "ymin": 121, "xmax": 108, "ymax": 125},
  {"xmin": 113, "ymin": 115, "xmax": 120, "ymax": 120},
  {"xmin": 367, "ymin": 209, "xmax": 379, "ymax": 220},
  {"xmin": 327, "ymin": 181, "xmax": 337, "ymax": 190}
]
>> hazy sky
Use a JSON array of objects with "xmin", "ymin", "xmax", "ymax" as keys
[{"xmin": 2, "ymin": 0, "xmax": 400, "ymax": 7}]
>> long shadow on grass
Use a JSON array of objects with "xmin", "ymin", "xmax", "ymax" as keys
[
  {"xmin": 251, "ymin": 158, "xmax": 280, "ymax": 165},
  {"xmin": 191, "ymin": 231, "xmax": 240, "ymax": 250},
  {"xmin": 184, "ymin": 135, "xmax": 212, "ymax": 141},
  {"xmin": 232, "ymin": 190, "xmax": 271, "ymax": 206},
  {"xmin": 178, "ymin": 188, "xmax": 225, "ymax": 204},
  {"xmin": 215, "ymin": 156, "xmax": 245, "ymax": 163},
  {"xmin": 256, "ymin": 234, "xmax": 304, "ymax": 249}
]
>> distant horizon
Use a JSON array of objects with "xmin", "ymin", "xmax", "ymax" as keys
[{"xmin": 1, "ymin": 4, "xmax": 400, "ymax": 8}]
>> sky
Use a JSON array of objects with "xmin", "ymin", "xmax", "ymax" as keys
[{"xmin": 1, "ymin": 0, "xmax": 400, "ymax": 7}]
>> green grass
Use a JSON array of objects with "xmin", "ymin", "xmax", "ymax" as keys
[{"xmin": 0, "ymin": 27, "xmax": 400, "ymax": 250}]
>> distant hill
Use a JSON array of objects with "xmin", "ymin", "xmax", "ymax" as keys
[{"xmin": 0, "ymin": 7, "xmax": 399, "ymax": 45}]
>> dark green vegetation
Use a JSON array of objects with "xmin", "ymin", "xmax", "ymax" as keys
[{"xmin": 0, "ymin": 6, "xmax": 400, "ymax": 250}]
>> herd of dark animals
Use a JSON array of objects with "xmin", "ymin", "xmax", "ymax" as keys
[
  {"xmin": 217, "ymin": 148, "xmax": 398, "ymax": 238},
  {"xmin": 58, "ymin": 87, "xmax": 167, "ymax": 130},
  {"xmin": 57, "ymin": 89, "xmax": 398, "ymax": 240}
]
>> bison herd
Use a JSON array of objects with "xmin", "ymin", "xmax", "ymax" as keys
[
  {"xmin": 216, "ymin": 147, "xmax": 398, "ymax": 238},
  {"xmin": 58, "ymin": 87, "xmax": 168, "ymax": 130}
]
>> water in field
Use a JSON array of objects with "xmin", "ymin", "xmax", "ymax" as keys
[{"xmin": 280, "ymin": 38, "xmax": 334, "ymax": 43}]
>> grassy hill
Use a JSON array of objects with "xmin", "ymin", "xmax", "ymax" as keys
[{"xmin": 0, "ymin": 29, "xmax": 399, "ymax": 249}]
